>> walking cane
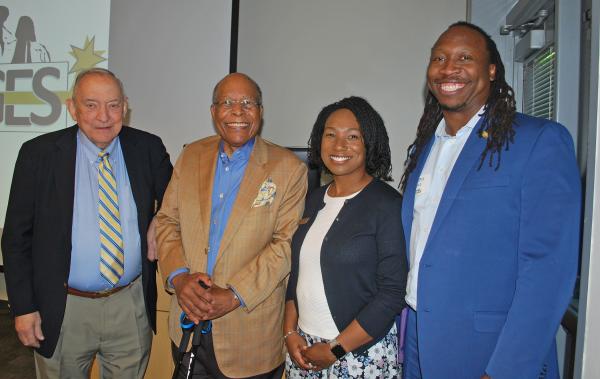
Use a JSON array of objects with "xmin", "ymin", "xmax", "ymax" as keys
[{"xmin": 172, "ymin": 281, "xmax": 212, "ymax": 379}]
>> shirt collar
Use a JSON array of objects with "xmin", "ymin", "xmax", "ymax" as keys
[
  {"xmin": 435, "ymin": 105, "xmax": 485, "ymax": 139},
  {"xmin": 218, "ymin": 137, "xmax": 256, "ymax": 164},
  {"xmin": 77, "ymin": 129, "xmax": 119, "ymax": 163}
]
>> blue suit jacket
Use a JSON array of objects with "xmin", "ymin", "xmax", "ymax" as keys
[{"xmin": 401, "ymin": 113, "xmax": 581, "ymax": 379}]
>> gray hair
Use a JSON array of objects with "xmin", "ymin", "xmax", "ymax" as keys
[{"xmin": 72, "ymin": 68, "xmax": 126, "ymax": 100}]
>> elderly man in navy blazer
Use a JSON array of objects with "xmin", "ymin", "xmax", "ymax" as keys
[
  {"xmin": 400, "ymin": 22, "xmax": 581, "ymax": 379},
  {"xmin": 2, "ymin": 68, "xmax": 172, "ymax": 378}
]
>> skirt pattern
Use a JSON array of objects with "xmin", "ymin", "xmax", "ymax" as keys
[{"xmin": 285, "ymin": 324, "xmax": 400, "ymax": 378}]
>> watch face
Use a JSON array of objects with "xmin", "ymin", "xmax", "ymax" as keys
[{"xmin": 331, "ymin": 344, "xmax": 346, "ymax": 359}]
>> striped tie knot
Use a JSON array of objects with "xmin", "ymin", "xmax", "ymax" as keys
[{"xmin": 98, "ymin": 150, "xmax": 124, "ymax": 287}]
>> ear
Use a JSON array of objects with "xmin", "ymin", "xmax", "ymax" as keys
[
  {"xmin": 122, "ymin": 96, "xmax": 129, "ymax": 116},
  {"xmin": 210, "ymin": 104, "xmax": 217, "ymax": 122},
  {"xmin": 66, "ymin": 98, "xmax": 77, "ymax": 121},
  {"xmin": 489, "ymin": 63, "xmax": 497, "ymax": 81}
]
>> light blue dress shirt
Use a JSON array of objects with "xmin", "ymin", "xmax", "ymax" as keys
[
  {"xmin": 405, "ymin": 107, "xmax": 483, "ymax": 309},
  {"xmin": 69, "ymin": 130, "xmax": 141, "ymax": 291},
  {"xmin": 206, "ymin": 138, "xmax": 255, "ymax": 275},
  {"xmin": 168, "ymin": 138, "xmax": 254, "ymax": 293}
]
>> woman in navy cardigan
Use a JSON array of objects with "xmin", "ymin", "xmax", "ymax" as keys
[{"xmin": 284, "ymin": 96, "xmax": 408, "ymax": 378}]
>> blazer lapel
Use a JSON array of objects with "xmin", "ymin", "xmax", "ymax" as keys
[
  {"xmin": 54, "ymin": 127, "xmax": 78, "ymax": 242},
  {"xmin": 215, "ymin": 137, "xmax": 268, "ymax": 261},
  {"xmin": 426, "ymin": 118, "xmax": 486, "ymax": 245},
  {"xmin": 191, "ymin": 139, "xmax": 219, "ymax": 263},
  {"xmin": 402, "ymin": 137, "xmax": 435, "ymax": 257},
  {"xmin": 119, "ymin": 127, "xmax": 144, "ymax": 216}
]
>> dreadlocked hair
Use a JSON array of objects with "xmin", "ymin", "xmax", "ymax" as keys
[
  {"xmin": 400, "ymin": 21, "xmax": 517, "ymax": 192},
  {"xmin": 308, "ymin": 96, "xmax": 393, "ymax": 181}
]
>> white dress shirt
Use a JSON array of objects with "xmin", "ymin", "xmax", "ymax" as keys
[{"xmin": 405, "ymin": 108, "xmax": 483, "ymax": 310}]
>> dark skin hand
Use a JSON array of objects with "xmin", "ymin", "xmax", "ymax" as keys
[
  {"xmin": 301, "ymin": 342, "xmax": 337, "ymax": 371},
  {"xmin": 203, "ymin": 284, "xmax": 241, "ymax": 320},
  {"xmin": 172, "ymin": 272, "xmax": 213, "ymax": 324},
  {"xmin": 285, "ymin": 332, "xmax": 310, "ymax": 370},
  {"xmin": 172, "ymin": 272, "xmax": 240, "ymax": 323},
  {"xmin": 482, "ymin": 375, "xmax": 491, "ymax": 379}
]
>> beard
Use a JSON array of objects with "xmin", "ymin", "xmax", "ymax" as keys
[{"xmin": 438, "ymin": 100, "xmax": 467, "ymax": 112}]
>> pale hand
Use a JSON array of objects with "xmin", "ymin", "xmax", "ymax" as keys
[
  {"xmin": 146, "ymin": 217, "xmax": 158, "ymax": 261},
  {"xmin": 15, "ymin": 311, "xmax": 44, "ymax": 348}
]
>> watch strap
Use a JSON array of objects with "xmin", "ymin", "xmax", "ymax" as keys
[{"xmin": 329, "ymin": 338, "xmax": 346, "ymax": 359}]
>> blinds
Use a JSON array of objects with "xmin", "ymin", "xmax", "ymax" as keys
[{"xmin": 523, "ymin": 45, "xmax": 556, "ymax": 120}]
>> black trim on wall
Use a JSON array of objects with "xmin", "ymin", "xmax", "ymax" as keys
[{"xmin": 230, "ymin": 0, "xmax": 239, "ymax": 73}]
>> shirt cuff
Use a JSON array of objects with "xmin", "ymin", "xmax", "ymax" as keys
[
  {"xmin": 227, "ymin": 285, "xmax": 246, "ymax": 308},
  {"xmin": 168, "ymin": 268, "xmax": 190, "ymax": 289}
]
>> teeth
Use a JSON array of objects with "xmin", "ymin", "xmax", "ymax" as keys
[
  {"xmin": 330, "ymin": 155, "xmax": 350, "ymax": 162},
  {"xmin": 440, "ymin": 83, "xmax": 465, "ymax": 92},
  {"xmin": 226, "ymin": 122, "xmax": 248, "ymax": 127}
]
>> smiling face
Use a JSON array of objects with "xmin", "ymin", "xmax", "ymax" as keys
[
  {"xmin": 67, "ymin": 73, "xmax": 127, "ymax": 149},
  {"xmin": 320, "ymin": 108, "xmax": 367, "ymax": 181},
  {"xmin": 427, "ymin": 25, "xmax": 496, "ymax": 120},
  {"xmin": 210, "ymin": 73, "xmax": 263, "ymax": 156}
]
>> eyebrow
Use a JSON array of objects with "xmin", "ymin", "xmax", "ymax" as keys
[{"xmin": 324, "ymin": 126, "xmax": 361, "ymax": 131}]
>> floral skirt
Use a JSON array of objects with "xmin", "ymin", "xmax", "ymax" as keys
[{"xmin": 285, "ymin": 324, "xmax": 400, "ymax": 378}]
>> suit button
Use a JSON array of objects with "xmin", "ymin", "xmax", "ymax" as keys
[
  {"xmin": 423, "ymin": 263, "xmax": 432, "ymax": 268},
  {"xmin": 423, "ymin": 308, "xmax": 431, "ymax": 312},
  {"xmin": 324, "ymin": 236, "xmax": 328, "ymax": 242}
]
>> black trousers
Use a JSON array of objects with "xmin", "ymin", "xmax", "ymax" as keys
[{"xmin": 171, "ymin": 332, "xmax": 284, "ymax": 379}]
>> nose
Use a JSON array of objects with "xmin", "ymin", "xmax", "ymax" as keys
[
  {"xmin": 334, "ymin": 136, "xmax": 348, "ymax": 150},
  {"xmin": 439, "ymin": 58, "xmax": 460, "ymax": 76},
  {"xmin": 96, "ymin": 104, "xmax": 110, "ymax": 122},
  {"xmin": 230, "ymin": 102, "xmax": 245, "ymax": 116}
]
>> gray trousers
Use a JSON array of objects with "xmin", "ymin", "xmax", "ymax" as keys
[{"xmin": 34, "ymin": 277, "xmax": 152, "ymax": 379}]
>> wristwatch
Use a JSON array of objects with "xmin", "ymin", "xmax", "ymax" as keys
[{"xmin": 329, "ymin": 338, "xmax": 347, "ymax": 359}]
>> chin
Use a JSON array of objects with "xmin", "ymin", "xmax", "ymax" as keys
[{"xmin": 439, "ymin": 101, "xmax": 467, "ymax": 112}]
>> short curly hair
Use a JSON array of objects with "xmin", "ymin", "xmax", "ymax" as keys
[{"xmin": 308, "ymin": 96, "xmax": 392, "ymax": 181}]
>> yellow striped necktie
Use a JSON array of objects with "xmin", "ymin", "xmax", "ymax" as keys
[{"xmin": 98, "ymin": 151, "xmax": 124, "ymax": 287}]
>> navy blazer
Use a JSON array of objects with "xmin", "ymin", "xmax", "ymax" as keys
[
  {"xmin": 1, "ymin": 125, "xmax": 173, "ymax": 358},
  {"xmin": 402, "ymin": 113, "xmax": 581, "ymax": 378},
  {"xmin": 286, "ymin": 178, "xmax": 407, "ymax": 354}
]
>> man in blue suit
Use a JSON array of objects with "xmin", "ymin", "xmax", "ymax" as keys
[{"xmin": 400, "ymin": 22, "xmax": 581, "ymax": 379}]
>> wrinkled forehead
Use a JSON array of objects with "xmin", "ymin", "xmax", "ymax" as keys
[{"xmin": 73, "ymin": 72, "xmax": 125, "ymax": 101}]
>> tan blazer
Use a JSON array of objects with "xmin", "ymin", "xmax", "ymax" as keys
[{"xmin": 156, "ymin": 135, "xmax": 307, "ymax": 377}]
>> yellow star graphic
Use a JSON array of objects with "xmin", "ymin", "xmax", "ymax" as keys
[{"xmin": 69, "ymin": 36, "xmax": 106, "ymax": 75}]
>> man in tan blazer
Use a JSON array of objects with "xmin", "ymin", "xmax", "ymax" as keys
[{"xmin": 156, "ymin": 72, "xmax": 307, "ymax": 378}]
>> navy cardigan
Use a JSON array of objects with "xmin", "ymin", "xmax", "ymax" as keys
[{"xmin": 286, "ymin": 178, "xmax": 408, "ymax": 354}]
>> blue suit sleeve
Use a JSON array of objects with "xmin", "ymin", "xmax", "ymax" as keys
[{"xmin": 485, "ymin": 123, "xmax": 581, "ymax": 378}]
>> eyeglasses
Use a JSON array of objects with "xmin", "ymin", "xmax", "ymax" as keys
[{"xmin": 213, "ymin": 98, "xmax": 261, "ymax": 111}]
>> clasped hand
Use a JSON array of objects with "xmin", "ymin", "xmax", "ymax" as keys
[
  {"xmin": 172, "ymin": 272, "xmax": 240, "ymax": 324},
  {"xmin": 299, "ymin": 342, "xmax": 337, "ymax": 371}
]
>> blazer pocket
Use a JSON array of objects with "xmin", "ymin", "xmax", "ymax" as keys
[
  {"xmin": 473, "ymin": 311, "xmax": 507, "ymax": 333},
  {"xmin": 462, "ymin": 175, "xmax": 510, "ymax": 189}
]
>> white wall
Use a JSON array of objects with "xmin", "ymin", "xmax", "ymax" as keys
[
  {"xmin": 108, "ymin": 0, "xmax": 232, "ymax": 160},
  {"xmin": 237, "ymin": 0, "xmax": 467, "ymax": 185}
]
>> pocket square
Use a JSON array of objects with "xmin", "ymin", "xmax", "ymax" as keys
[{"xmin": 252, "ymin": 178, "xmax": 276, "ymax": 207}]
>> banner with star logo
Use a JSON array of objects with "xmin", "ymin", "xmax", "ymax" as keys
[{"xmin": 0, "ymin": 0, "xmax": 110, "ymax": 225}]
